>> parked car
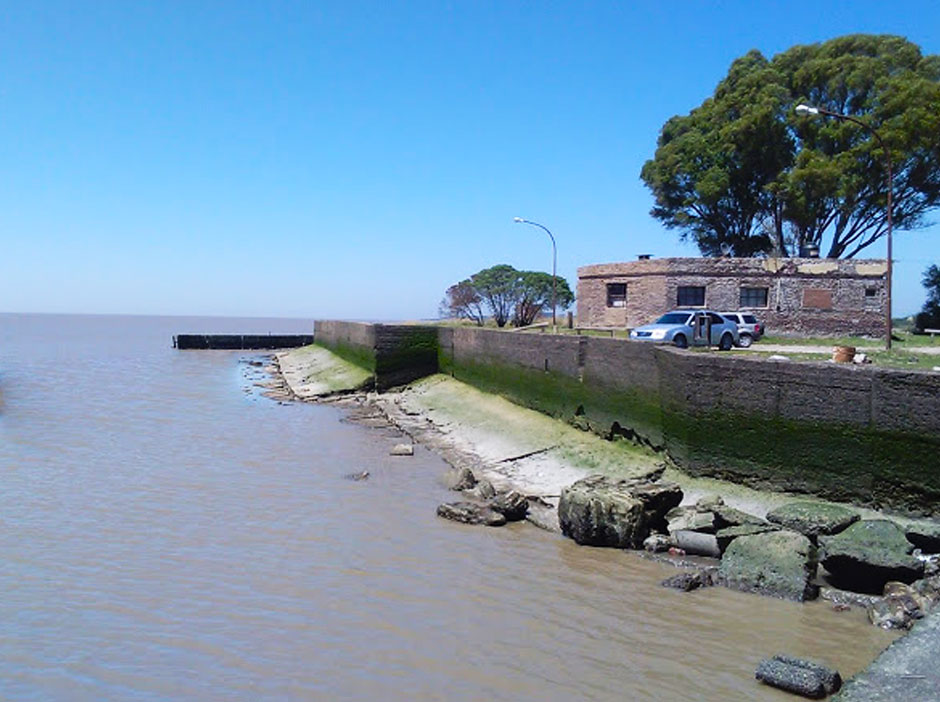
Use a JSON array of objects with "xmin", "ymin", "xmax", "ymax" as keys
[
  {"xmin": 629, "ymin": 310, "xmax": 739, "ymax": 350},
  {"xmin": 719, "ymin": 312, "xmax": 764, "ymax": 348}
]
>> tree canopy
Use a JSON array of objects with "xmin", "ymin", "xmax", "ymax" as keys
[
  {"xmin": 440, "ymin": 264, "xmax": 574, "ymax": 327},
  {"xmin": 641, "ymin": 34, "xmax": 940, "ymax": 259},
  {"xmin": 915, "ymin": 264, "xmax": 940, "ymax": 331}
]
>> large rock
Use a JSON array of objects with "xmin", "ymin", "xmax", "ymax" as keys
[
  {"xmin": 558, "ymin": 475, "xmax": 682, "ymax": 549},
  {"xmin": 719, "ymin": 530, "xmax": 819, "ymax": 601},
  {"xmin": 436, "ymin": 501, "xmax": 506, "ymax": 527},
  {"xmin": 820, "ymin": 520, "xmax": 924, "ymax": 592},
  {"xmin": 766, "ymin": 502, "xmax": 860, "ymax": 540},
  {"xmin": 715, "ymin": 523, "xmax": 780, "ymax": 555},
  {"xmin": 628, "ymin": 480, "xmax": 684, "ymax": 533},
  {"xmin": 489, "ymin": 491, "xmax": 528, "ymax": 522},
  {"xmin": 906, "ymin": 522, "xmax": 940, "ymax": 553}
]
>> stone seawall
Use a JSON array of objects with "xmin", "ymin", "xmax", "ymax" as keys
[
  {"xmin": 313, "ymin": 321, "xmax": 438, "ymax": 391},
  {"xmin": 315, "ymin": 321, "xmax": 940, "ymax": 514}
]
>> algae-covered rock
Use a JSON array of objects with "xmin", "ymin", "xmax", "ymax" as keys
[
  {"xmin": 719, "ymin": 530, "xmax": 819, "ymax": 601},
  {"xmin": 716, "ymin": 523, "xmax": 780, "ymax": 555},
  {"xmin": 766, "ymin": 502, "xmax": 860, "ymax": 539},
  {"xmin": 713, "ymin": 505, "xmax": 767, "ymax": 530},
  {"xmin": 436, "ymin": 501, "xmax": 506, "ymax": 527},
  {"xmin": 559, "ymin": 478, "xmax": 645, "ymax": 548},
  {"xmin": 667, "ymin": 508, "xmax": 717, "ymax": 534},
  {"xmin": 820, "ymin": 520, "xmax": 924, "ymax": 592},
  {"xmin": 558, "ymin": 475, "xmax": 681, "ymax": 549},
  {"xmin": 906, "ymin": 522, "xmax": 940, "ymax": 553}
]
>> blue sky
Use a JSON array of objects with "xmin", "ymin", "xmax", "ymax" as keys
[{"xmin": 1, "ymin": 1, "xmax": 938, "ymax": 319}]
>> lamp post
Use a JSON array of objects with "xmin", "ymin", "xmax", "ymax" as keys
[
  {"xmin": 795, "ymin": 103, "xmax": 893, "ymax": 350},
  {"xmin": 514, "ymin": 217, "xmax": 557, "ymax": 331}
]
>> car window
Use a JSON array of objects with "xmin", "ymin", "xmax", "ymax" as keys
[
  {"xmin": 656, "ymin": 313, "xmax": 691, "ymax": 325},
  {"xmin": 722, "ymin": 314, "xmax": 740, "ymax": 323},
  {"xmin": 708, "ymin": 313, "xmax": 725, "ymax": 325},
  {"xmin": 743, "ymin": 315, "xmax": 758, "ymax": 324}
]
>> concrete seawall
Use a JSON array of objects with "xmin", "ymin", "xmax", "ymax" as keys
[{"xmin": 313, "ymin": 321, "xmax": 940, "ymax": 515}]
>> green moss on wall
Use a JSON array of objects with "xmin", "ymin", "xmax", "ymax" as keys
[
  {"xmin": 313, "ymin": 340, "xmax": 376, "ymax": 373},
  {"xmin": 663, "ymin": 406, "xmax": 940, "ymax": 514},
  {"xmin": 375, "ymin": 327, "xmax": 439, "ymax": 376},
  {"xmin": 450, "ymin": 357, "xmax": 664, "ymax": 449}
]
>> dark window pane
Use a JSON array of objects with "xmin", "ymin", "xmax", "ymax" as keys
[
  {"xmin": 606, "ymin": 283, "xmax": 627, "ymax": 307},
  {"xmin": 677, "ymin": 286, "xmax": 705, "ymax": 306},
  {"xmin": 740, "ymin": 287, "xmax": 768, "ymax": 307},
  {"xmin": 743, "ymin": 315, "xmax": 758, "ymax": 324},
  {"xmin": 865, "ymin": 288, "xmax": 877, "ymax": 297}
]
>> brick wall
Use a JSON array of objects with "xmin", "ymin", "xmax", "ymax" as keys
[{"xmin": 577, "ymin": 257, "xmax": 887, "ymax": 336}]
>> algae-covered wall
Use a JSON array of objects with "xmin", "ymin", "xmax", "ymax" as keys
[
  {"xmin": 313, "ymin": 321, "xmax": 439, "ymax": 391},
  {"xmin": 316, "ymin": 321, "xmax": 940, "ymax": 514},
  {"xmin": 313, "ymin": 321, "xmax": 377, "ymax": 372},
  {"xmin": 439, "ymin": 327, "xmax": 940, "ymax": 515},
  {"xmin": 656, "ymin": 351, "xmax": 940, "ymax": 514}
]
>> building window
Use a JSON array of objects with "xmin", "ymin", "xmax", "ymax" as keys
[
  {"xmin": 802, "ymin": 288, "xmax": 833, "ymax": 309},
  {"xmin": 677, "ymin": 286, "xmax": 705, "ymax": 307},
  {"xmin": 606, "ymin": 283, "xmax": 627, "ymax": 308},
  {"xmin": 740, "ymin": 287, "xmax": 769, "ymax": 308},
  {"xmin": 865, "ymin": 288, "xmax": 878, "ymax": 298}
]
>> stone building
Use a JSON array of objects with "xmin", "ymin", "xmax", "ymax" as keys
[{"xmin": 577, "ymin": 257, "xmax": 887, "ymax": 336}]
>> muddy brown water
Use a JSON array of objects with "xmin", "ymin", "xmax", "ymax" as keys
[{"xmin": 0, "ymin": 314, "xmax": 895, "ymax": 700}]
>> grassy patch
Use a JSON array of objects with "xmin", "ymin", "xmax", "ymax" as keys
[{"xmin": 748, "ymin": 349, "xmax": 940, "ymax": 371}]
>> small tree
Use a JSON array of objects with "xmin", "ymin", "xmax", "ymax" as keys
[
  {"xmin": 915, "ymin": 264, "xmax": 940, "ymax": 331},
  {"xmin": 440, "ymin": 265, "xmax": 574, "ymax": 327},
  {"xmin": 512, "ymin": 271, "xmax": 575, "ymax": 327},
  {"xmin": 439, "ymin": 280, "xmax": 486, "ymax": 326}
]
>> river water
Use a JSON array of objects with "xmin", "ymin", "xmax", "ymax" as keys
[{"xmin": 0, "ymin": 313, "xmax": 894, "ymax": 701}]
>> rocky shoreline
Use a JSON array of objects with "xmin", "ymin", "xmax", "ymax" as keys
[
  {"xmin": 263, "ymin": 347, "xmax": 940, "ymax": 631},
  {"xmin": 261, "ymin": 345, "xmax": 940, "ymax": 698}
]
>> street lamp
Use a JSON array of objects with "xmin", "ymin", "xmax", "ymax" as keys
[
  {"xmin": 514, "ymin": 217, "xmax": 558, "ymax": 330},
  {"xmin": 795, "ymin": 103, "xmax": 894, "ymax": 350}
]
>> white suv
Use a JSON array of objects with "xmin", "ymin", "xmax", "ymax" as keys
[{"xmin": 720, "ymin": 312, "xmax": 764, "ymax": 347}]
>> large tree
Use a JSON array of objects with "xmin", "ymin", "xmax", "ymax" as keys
[
  {"xmin": 641, "ymin": 35, "xmax": 940, "ymax": 258},
  {"xmin": 440, "ymin": 265, "xmax": 573, "ymax": 327}
]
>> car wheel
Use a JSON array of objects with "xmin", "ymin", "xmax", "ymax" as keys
[
  {"xmin": 673, "ymin": 334, "xmax": 688, "ymax": 349},
  {"xmin": 719, "ymin": 333, "xmax": 733, "ymax": 351},
  {"xmin": 738, "ymin": 334, "xmax": 753, "ymax": 348}
]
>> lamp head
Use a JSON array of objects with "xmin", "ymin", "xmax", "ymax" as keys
[
  {"xmin": 795, "ymin": 104, "xmax": 820, "ymax": 116},
  {"xmin": 513, "ymin": 217, "xmax": 524, "ymax": 223}
]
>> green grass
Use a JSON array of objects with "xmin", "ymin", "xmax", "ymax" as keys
[
  {"xmin": 762, "ymin": 330, "xmax": 939, "ymax": 348},
  {"xmin": 750, "ymin": 349, "xmax": 939, "ymax": 371}
]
